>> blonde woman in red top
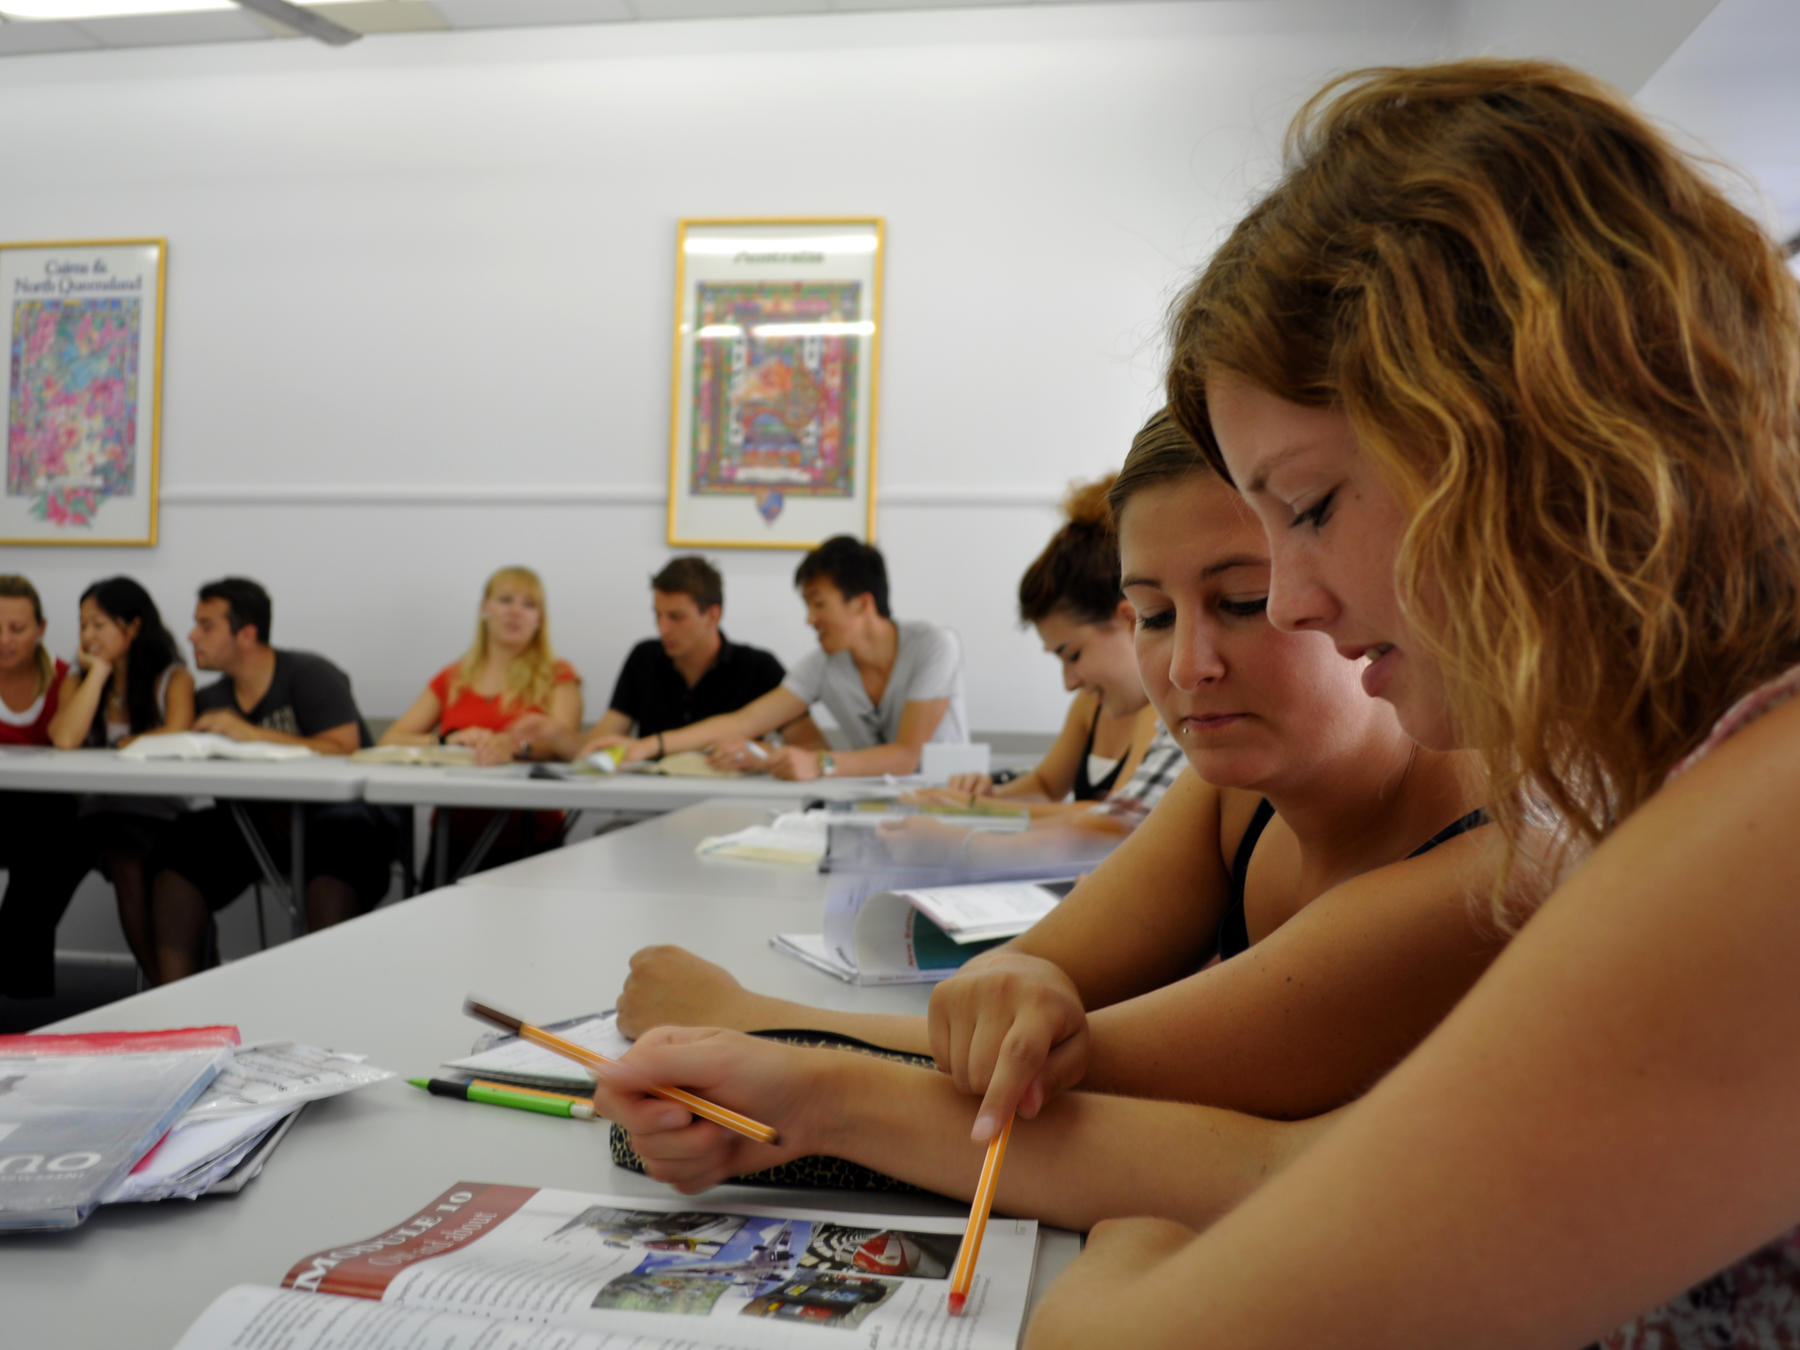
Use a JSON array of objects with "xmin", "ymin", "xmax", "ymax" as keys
[{"xmin": 382, "ymin": 566, "xmax": 581, "ymax": 880}]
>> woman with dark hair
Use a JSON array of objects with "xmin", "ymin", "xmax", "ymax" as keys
[
  {"xmin": 45, "ymin": 576, "xmax": 194, "ymax": 978},
  {"xmin": 48, "ymin": 576, "xmax": 193, "ymax": 751},
  {"xmin": 913, "ymin": 474, "xmax": 1167, "ymax": 818}
]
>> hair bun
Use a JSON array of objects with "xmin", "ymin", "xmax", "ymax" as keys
[{"xmin": 1062, "ymin": 474, "xmax": 1117, "ymax": 531}]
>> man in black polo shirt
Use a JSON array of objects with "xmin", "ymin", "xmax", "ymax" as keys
[{"xmin": 515, "ymin": 557, "xmax": 816, "ymax": 760}]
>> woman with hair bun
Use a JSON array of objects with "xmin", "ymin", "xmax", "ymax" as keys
[{"xmin": 917, "ymin": 473, "xmax": 1170, "ymax": 820}]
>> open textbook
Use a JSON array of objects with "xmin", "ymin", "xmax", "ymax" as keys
[
  {"xmin": 351, "ymin": 743, "xmax": 477, "ymax": 767},
  {"xmin": 774, "ymin": 877, "xmax": 1076, "ymax": 985},
  {"xmin": 170, "ymin": 1181, "xmax": 1038, "ymax": 1350},
  {"xmin": 120, "ymin": 732, "xmax": 314, "ymax": 761}
]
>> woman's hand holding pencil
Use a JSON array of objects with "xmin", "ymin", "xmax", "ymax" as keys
[
  {"xmin": 581, "ymin": 1025, "xmax": 829, "ymax": 1193},
  {"xmin": 464, "ymin": 1001, "xmax": 783, "ymax": 1151}
]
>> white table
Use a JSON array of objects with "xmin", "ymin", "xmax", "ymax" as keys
[
  {"xmin": 3, "ymin": 814, "xmax": 1077, "ymax": 1345},
  {"xmin": 0, "ymin": 748, "xmax": 370, "ymax": 929},
  {"xmin": 358, "ymin": 763, "xmax": 908, "ymax": 884},
  {"xmin": 468, "ymin": 800, "xmax": 829, "ymax": 902}
]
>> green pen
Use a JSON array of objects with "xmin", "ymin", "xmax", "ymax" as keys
[{"xmin": 407, "ymin": 1076, "xmax": 596, "ymax": 1120}]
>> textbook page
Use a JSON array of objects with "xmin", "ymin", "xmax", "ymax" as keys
[{"xmin": 172, "ymin": 1182, "xmax": 1037, "ymax": 1350}]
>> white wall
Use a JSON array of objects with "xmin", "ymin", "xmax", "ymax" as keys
[{"xmin": 3, "ymin": 0, "xmax": 1461, "ymax": 733}]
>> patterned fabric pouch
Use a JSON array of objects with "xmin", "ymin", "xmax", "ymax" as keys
[{"xmin": 608, "ymin": 1028, "xmax": 935, "ymax": 1195}]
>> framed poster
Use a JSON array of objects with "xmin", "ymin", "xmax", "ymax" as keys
[
  {"xmin": 0, "ymin": 238, "xmax": 165, "ymax": 547},
  {"xmin": 668, "ymin": 217, "xmax": 882, "ymax": 549}
]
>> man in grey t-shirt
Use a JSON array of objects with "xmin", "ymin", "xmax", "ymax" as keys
[{"xmin": 594, "ymin": 536, "xmax": 968, "ymax": 782}]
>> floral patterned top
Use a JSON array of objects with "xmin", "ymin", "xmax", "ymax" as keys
[{"xmin": 1600, "ymin": 661, "xmax": 1800, "ymax": 1349}]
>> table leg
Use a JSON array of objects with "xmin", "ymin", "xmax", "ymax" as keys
[
  {"xmin": 454, "ymin": 810, "xmax": 513, "ymax": 882},
  {"xmin": 227, "ymin": 802, "xmax": 296, "ymax": 938},
  {"xmin": 289, "ymin": 802, "xmax": 307, "ymax": 938},
  {"xmin": 434, "ymin": 810, "xmax": 450, "ymax": 890}
]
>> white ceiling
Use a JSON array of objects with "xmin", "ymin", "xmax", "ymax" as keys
[
  {"xmin": 0, "ymin": 0, "xmax": 1163, "ymax": 53},
  {"xmin": 0, "ymin": 0, "xmax": 1790, "ymax": 251}
]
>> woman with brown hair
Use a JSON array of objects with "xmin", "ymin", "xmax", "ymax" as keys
[
  {"xmin": 594, "ymin": 407, "xmax": 1505, "ymax": 1229},
  {"xmin": 914, "ymin": 474, "xmax": 1167, "ymax": 818},
  {"xmin": 1028, "ymin": 58, "xmax": 1800, "ymax": 1349}
]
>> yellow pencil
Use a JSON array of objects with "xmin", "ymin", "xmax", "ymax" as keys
[
  {"xmin": 463, "ymin": 998, "xmax": 779, "ymax": 1146},
  {"xmin": 948, "ymin": 1114, "xmax": 1014, "ymax": 1315}
]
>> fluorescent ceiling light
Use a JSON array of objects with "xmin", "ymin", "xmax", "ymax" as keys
[{"xmin": 1, "ymin": 0, "xmax": 232, "ymax": 15}]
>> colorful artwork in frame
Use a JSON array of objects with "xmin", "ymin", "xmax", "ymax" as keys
[
  {"xmin": 669, "ymin": 219, "xmax": 881, "ymax": 549},
  {"xmin": 0, "ymin": 239, "xmax": 165, "ymax": 547}
]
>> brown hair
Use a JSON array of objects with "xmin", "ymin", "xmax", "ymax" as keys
[
  {"xmin": 651, "ymin": 556, "xmax": 724, "ymax": 613},
  {"xmin": 1018, "ymin": 475, "xmax": 1123, "ymax": 626},
  {"xmin": 0, "ymin": 575, "xmax": 54, "ymax": 696},
  {"xmin": 1105, "ymin": 406, "xmax": 1214, "ymax": 524},
  {"xmin": 1166, "ymin": 59, "xmax": 1800, "ymax": 915}
]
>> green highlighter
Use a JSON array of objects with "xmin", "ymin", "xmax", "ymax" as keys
[{"xmin": 408, "ymin": 1076, "xmax": 595, "ymax": 1120}]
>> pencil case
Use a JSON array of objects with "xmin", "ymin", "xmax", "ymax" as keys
[{"xmin": 607, "ymin": 1028, "xmax": 934, "ymax": 1195}]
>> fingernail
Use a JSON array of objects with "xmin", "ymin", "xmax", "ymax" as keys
[{"xmin": 972, "ymin": 1113, "xmax": 997, "ymax": 1143}]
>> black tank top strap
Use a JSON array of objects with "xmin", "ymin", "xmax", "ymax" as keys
[
  {"xmin": 1215, "ymin": 797, "xmax": 1277, "ymax": 965},
  {"xmin": 1073, "ymin": 702, "xmax": 1124, "ymax": 802},
  {"xmin": 1404, "ymin": 807, "xmax": 1489, "ymax": 858},
  {"xmin": 1213, "ymin": 802, "xmax": 1483, "ymax": 967}
]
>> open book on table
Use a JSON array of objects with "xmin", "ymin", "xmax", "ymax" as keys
[
  {"xmin": 171, "ymin": 1181, "xmax": 1038, "ymax": 1350},
  {"xmin": 351, "ymin": 743, "xmax": 477, "ymax": 767},
  {"xmin": 774, "ymin": 876, "xmax": 1077, "ymax": 985},
  {"xmin": 120, "ymin": 732, "xmax": 315, "ymax": 762}
]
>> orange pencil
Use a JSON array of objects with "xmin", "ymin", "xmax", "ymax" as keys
[
  {"xmin": 947, "ymin": 1113, "xmax": 1014, "ymax": 1315},
  {"xmin": 464, "ymin": 998, "xmax": 779, "ymax": 1146}
]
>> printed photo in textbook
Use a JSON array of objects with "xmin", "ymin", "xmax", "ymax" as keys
[{"xmin": 170, "ymin": 1181, "xmax": 1038, "ymax": 1350}]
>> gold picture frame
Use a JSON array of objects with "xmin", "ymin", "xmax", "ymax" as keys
[
  {"xmin": 667, "ymin": 216, "xmax": 883, "ymax": 549},
  {"xmin": 0, "ymin": 237, "xmax": 167, "ymax": 547}
]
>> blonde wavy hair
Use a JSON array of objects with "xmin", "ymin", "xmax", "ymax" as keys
[
  {"xmin": 1167, "ymin": 60, "xmax": 1800, "ymax": 919},
  {"xmin": 451, "ymin": 566, "xmax": 562, "ymax": 714}
]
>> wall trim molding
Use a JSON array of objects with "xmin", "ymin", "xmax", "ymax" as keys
[{"xmin": 158, "ymin": 483, "xmax": 1061, "ymax": 509}]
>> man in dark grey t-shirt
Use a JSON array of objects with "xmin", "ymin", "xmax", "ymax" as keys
[{"xmin": 144, "ymin": 577, "xmax": 398, "ymax": 985}]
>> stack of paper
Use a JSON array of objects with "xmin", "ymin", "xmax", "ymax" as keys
[
  {"xmin": 104, "ymin": 1042, "xmax": 395, "ymax": 1205},
  {"xmin": 0, "ymin": 1026, "xmax": 240, "ymax": 1230},
  {"xmin": 440, "ymin": 1012, "xmax": 628, "ymax": 1092}
]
